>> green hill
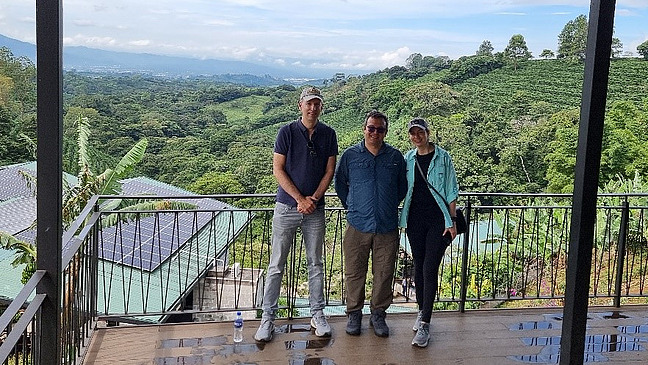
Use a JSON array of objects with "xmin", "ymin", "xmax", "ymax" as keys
[{"xmin": 3, "ymin": 45, "xmax": 648, "ymax": 195}]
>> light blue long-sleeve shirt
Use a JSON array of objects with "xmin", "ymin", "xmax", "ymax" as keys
[{"xmin": 335, "ymin": 141, "xmax": 407, "ymax": 234}]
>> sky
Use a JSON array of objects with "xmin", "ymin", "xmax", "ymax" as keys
[{"xmin": 1, "ymin": 0, "xmax": 647, "ymax": 75}]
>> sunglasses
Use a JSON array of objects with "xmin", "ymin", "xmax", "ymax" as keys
[
  {"xmin": 366, "ymin": 125, "xmax": 386, "ymax": 134},
  {"xmin": 307, "ymin": 140, "xmax": 317, "ymax": 156}
]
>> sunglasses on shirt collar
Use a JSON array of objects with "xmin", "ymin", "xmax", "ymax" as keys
[{"xmin": 307, "ymin": 140, "xmax": 317, "ymax": 156}]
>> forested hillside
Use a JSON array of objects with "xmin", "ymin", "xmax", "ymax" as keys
[{"xmin": 2, "ymin": 45, "xmax": 648, "ymax": 198}]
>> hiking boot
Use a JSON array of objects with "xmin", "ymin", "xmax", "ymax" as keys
[
  {"xmin": 254, "ymin": 318, "xmax": 275, "ymax": 342},
  {"xmin": 411, "ymin": 322, "xmax": 430, "ymax": 347},
  {"xmin": 311, "ymin": 310, "xmax": 332, "ymax": 337},
  {"xmin": 345, "ymin": 310, "xmax": 362, "ymax": 336},
  {"xmin": 369, "ymin": 310, "xmax": 389, "ymax": 337},
  {"xmin": 413, "ymin": 310, "xmax": 424, "ymax": 331}
]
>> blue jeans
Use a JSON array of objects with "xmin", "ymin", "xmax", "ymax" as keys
[{"xmin": 261, "ymin": 202, "xmax": 326, "ymax": 319}]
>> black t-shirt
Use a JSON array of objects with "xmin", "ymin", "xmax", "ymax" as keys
[{"xmin": 408, "ymin": 151, "xmax": 443, "ymax": 224}]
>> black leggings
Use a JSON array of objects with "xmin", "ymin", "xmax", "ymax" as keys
[{"xmin": 406, "ymin": 216, "xmax": 448, "ymax": 323}]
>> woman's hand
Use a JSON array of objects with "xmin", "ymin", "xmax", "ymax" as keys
[{"xmin": 443, "ymin": 224, "xmax": 457, "ymax": 241}]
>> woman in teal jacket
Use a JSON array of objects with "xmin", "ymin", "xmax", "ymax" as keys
[{"xmin": 399, "ymin": 118, "xmax": 459, "ymax": 348}]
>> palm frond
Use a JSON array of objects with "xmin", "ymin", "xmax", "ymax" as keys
[
  {"xmin": 19, "ymin": 133, "xmax": 36, "ymax": 160},
  {"xmin": 77, "ymin": 116, "xmax": 92, "ymax": 174},
  {"xmin": 0, "ymin": 231, "xmax": 36, "ymax": 267},
  {"xmin": 101, "ymin": 200, "xmax": 197, "ymax": 228},
  {"xmin": 99, "ymin": 138, "xmax": 148, "ymax": 195},
  {"xmin": 1, "ymin": 231, "xmax": 22, "ymax": 249},
  {"xmin": 62, "ymin": 178, "xmax": 103, "ymax": 227},
  {"xmin": 18, "ymin": 169, "xmax": 37, "ymax": 196}
]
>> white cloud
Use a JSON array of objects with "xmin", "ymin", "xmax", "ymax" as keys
[
  {"xmin": 204, "ymin": 19, "xmax": 235, "ymax": 26},
  {"xmin": 128, "ymin": 40, "xmax": 151, "ymax": 46},
  {"xmin": 73, "ymin": 19, "xmax": 95, "ymax": 27},
  {"xmin": 2, "ymin": 0, "xmax": 647, "ymax": 74},
  {"xmin": 616, "ymin": 8, "xmax": 638, "ymax": 17},
  {"xmin": 64, "ymin": 35, "xmax": 117, "ymax": 47}
]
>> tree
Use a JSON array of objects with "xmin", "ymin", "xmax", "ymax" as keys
[
  {"xmin": 2, "ymin": 115, "xmax": 152, "ymax": 282},
  {"xmin": 189, "ymin": 171, "xmax": 244, "ymax": 194},
  {"xmin": 405, "ymin": 53, "xmax": 423, "ymax": 70},
  {"xmin": 504, "ymin": 34, "xmax": 532, "ymax": 70},
  {"xmin": 421, "ymin": 55, "xmax": 451, "ymax": 71},
  {"xmin": 0, "ymin": 232, "xmax": 36, "ymax": 284},
  {"xmin": 476, "ymin": 40, "xmax": 494, "ymax": 56},
  {"xmin": 611, "ymin": 37, "xmax": 624, "ymax": 59},
  {"xmin": 0, "ymin": 47, "xmax": 37, "ymax": 165},
  {"xmin": 540, "ymin": 49, "xmax": 555, "ymax": 59},
  {"xmin": 545, "ymin": 101, "xmax": 648, "ymax": 192},
  {"xmin": 544, "ymin": 109, "xmax": 581, "ymax": 192},
  {"xmin": 637, "ymin": 40, "xmax": 648, "ymax": 60},
  {"xmin": 557, "ymin": 14, "xmax": 588, "ymax": 61},
  {"xmin": 441, "ymin": 55, "xmax": 504, "ymax": 85},
  {"xmin": 402, "ymin": 81, "xmax": 460, "ymax": 118}
]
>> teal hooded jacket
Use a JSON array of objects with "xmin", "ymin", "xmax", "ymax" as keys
[{"xmin": 399, "ymin": 144, "xmax": 459, "ymax": 229}]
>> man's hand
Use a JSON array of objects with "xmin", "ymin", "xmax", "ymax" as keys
[{"xmin": 296, "ymin": 196, "xmax": 317, "ymax": 214}]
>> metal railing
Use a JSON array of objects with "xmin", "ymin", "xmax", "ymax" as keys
[{"xmin": 2, "ymin": 192, "xmax": 648, "ymax": 364}]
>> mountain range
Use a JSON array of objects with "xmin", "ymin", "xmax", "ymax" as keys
[{"xmin": 0, "ymin": 34, "xmax": 329, "ymax": 86}]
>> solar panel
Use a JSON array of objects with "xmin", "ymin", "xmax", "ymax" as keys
[
  {"xmin": 97, "ymin": 177, "xmax": 234, "ymax": 271},
  {"xmin": 1, "ymin": 164, "xmax": 237, "ymax": 273},
  {"xmin": 0, "ymin": 197, "xmax": 36, "ymax": 234},
  {"xmin": 0, "ymin": 162, "xmax": 78, "ymax": 242}
]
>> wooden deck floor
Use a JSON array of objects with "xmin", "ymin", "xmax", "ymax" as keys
[{"xmin": 84, "ymin": 306, "xmax": 648, "ymax": 365}]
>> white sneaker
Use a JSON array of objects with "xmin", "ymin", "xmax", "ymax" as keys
[{"xmin": 310, "ymin": 310, "xmax": 332, "ymax": 337}]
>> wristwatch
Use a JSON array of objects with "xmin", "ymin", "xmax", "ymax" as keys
[{"xmin": 451, "ymin": 216, "xmax": 457, "ymax": 222}]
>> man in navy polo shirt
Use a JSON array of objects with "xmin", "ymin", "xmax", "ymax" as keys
[{"xmin": 254, "ymin": 86, "xmax": 338, "ymax": 342}]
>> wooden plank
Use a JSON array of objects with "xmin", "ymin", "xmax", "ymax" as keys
[{"xmin": 83, "ymin": 307, "xmax": 648, "ymax": 365}]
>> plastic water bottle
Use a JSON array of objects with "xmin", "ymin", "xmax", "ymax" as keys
[{"xmin": 233, "ymin": 311, "xmax": 243, "ymax": 343}]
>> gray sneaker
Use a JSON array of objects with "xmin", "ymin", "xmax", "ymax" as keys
[
  {"xmin": 345, "ymin": 310, "xmax": 362, "ymax": 336},
  {"xmin": 369, "ymin": 310, "xmax": 389, "ymax": 337},
  {"xmin": 413, "ymin": 310, "xmax": 424, "ymax": 331},
  {"xmin": 412, "ymin": 322, "xmax": 430, "ymax": 347},
  {"xmin": 254, "ymin": 318, "xmax": 275, "ymax": 342},
  {"xmin": 311, "ymin": 310, "xmax": 332, "ymax": 337}
]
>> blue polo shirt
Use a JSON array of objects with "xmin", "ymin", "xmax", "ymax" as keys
[
  {"xmin": 274, "ymin": 118, "xmax": 338, "ymax": 207},
  {"xmin": 334, "ymin": 141, "xmax": 407, "ymax": 234}
]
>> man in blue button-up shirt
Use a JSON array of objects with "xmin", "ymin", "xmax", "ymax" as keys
[{"xmin": 334, "ymin": 110, "xmax": 407, "ymax": 338}]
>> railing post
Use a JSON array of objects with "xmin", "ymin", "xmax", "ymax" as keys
[
  {"xmin": 459, "ymin": 199, "xmax": 471, "ymax": 313},
  {"xmin": 613, "ymin": 200, "xmax": 630, "ymax": 307},
  {"xmin": 560, "ymin": 1, "xmax": 616, "ymax": 364},
  {"xmin": 91, "ymin": 208, "xmax": 100, "ymax": 324},
  {"xmin": 36, "ymin": 0, "xmax": 63, "ymax": 363}
]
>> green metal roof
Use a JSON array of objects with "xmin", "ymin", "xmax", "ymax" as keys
[
  {"xmin": 0, "ymin": 163, "xmax": 252, "ymax": 320},
  {"xmin": 96, "ymin": 206, "xmax": 250, "ymax": 322},
  {"xmin": 0, "ymin": 248, "xmax": 28, "ymax": 305}
]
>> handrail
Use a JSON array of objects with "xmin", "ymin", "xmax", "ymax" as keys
[
  {"xmin": 63, "ymin": 195, "xmax": 100, "ymax": 245},
  {"xmin": 614, "ymin": 201, "xmax": 630, "ymax": 307},
  {"xmin": 0, "ymin": 270, "xmax": 45, "ymax": 331},
  {"xmin": 4, "ymin": 192, "xmax": 648, "ymax": 364},
  {"xmin": 0, "ymin": 270, "xmax": 46, "ymax": 363},
  {"xmin": 62, "ymin": 211, "xmax": 101, "ymax": 267},
  {"xmin": 0, "ymin": 294, "xmax": 46, "ymax": 361}
]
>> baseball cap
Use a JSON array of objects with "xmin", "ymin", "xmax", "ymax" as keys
[
  {"xmin": 300, "ymin": 87, "xmax": 323, "ymax": 102},
  {"xmin": 408, "ymin": 118, "xmax": 429, "ymax": 131}
]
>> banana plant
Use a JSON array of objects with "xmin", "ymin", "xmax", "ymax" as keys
[{"xmin": 3, "ymin": 115, "xmax": 193, "ymax": 282}]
